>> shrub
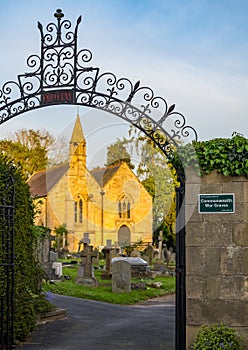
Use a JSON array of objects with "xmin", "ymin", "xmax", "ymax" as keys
[{"xmin": 191, "ymin": 323, "xmax": 243, "ymax": 350}]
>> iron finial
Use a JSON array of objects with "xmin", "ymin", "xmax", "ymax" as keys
[{"xmin": 54, "ymin": 9, "xmax": 64, "ymax": 19}]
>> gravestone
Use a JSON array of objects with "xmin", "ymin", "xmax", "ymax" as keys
[
  {"xmin": 143, "ymin": 244, "xmax": 154, "ymax": 265},
  {"xmin": 101, "ymin": 240, "xmax": 113, "ymax": 279},
  {"xmin": 112, "ymin": 257, "xmax": 149, "ymax": 277},
  {"xmin": 78, "ymin": 232, "xmax": 90, "ymax": 253},
  {"xmin": 76, "ymin": 243, "xmax": 98, "ymax": 287},
  {"xmin": 130, "ymin": 250, "xmax": 141, "ymax": 257},
  {"xmin": 112, "ymin": 260, "xmax": 131, "ymax": 293},
  {"xmin": 163, "ymin": 246, "xmax": 175, "ymax": 266},
  {"xmin": 104, "ymin": 239, "xmax": 114, "ymax": 273},
  {"xmin": 49, "ymin": 250, "xmax": 63, "ymax": 279},
  {"xmin": 158, "ymin": 230, "xmax": 163, "ymax": 260}
]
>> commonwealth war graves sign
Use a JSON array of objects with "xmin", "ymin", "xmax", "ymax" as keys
[{"xmin": 198, "ymin": 193, "xmax": 235, "ymax": 214}]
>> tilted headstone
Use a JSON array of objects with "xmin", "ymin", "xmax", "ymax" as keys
[{"xmin": 112, "ymin": 260, "xmax": 131, "ymax": 293}]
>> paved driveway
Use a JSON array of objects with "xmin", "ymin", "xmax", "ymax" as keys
[{"xmin": 19, "ymin": 294, "xmax": 175, "ymax": 350}]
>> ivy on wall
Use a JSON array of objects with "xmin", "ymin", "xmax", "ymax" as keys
[{"xmin": 170, "ymin": 134, "xmax": 248, "ymax": 179}]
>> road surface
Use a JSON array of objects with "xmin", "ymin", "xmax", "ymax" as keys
[{"xmin": 19, "ymin": 294, "xmax": 175, "ymax": 350}]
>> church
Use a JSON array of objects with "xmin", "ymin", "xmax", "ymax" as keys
[{"xmin": 28, "ymin": 115, "xmax": 153, "ymax": 252}]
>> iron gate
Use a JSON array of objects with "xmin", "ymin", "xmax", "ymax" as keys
[
  {"xmin": 0, "ymin": 170, "xmax": 15, "ymax": 350},
  {"xmin": 0, "ymin": 9, "xmax": 198, "ymax": 349}
]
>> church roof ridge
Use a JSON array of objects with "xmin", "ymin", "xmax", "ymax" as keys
[{"xmin": 90, "ymin": 163, "xmax": 121, "ymax": 173}]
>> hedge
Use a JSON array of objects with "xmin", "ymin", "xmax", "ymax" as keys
[{"xmin": 0, "ymin": 155, "xmax": 51, "ymax": 343}]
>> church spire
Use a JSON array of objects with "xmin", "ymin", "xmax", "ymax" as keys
[
  {"xmin": 69, "ymin": 114, "xmax": 86, "ymax": 166},
  {"xmin": 70, "ymin": 114, "xmax": 85, "ymax": 144}
]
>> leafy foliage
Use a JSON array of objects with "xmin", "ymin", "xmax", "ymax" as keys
[
  {"xmin": 0, "ymin": 129, "xmax": 55, "ymax": 178},
  {"xmin": 170, "ymin": 135, "xmax": 248, "ymax": 179},
  {"xmin": 191, "ymin": 323, "xmax": 243, "ymax": 350},
  {"xmin": 54, "ymin": 224, "xmax": 68, "ymax": 251},
  {"xmin": 127, "ymin": 126, "xmax": 179, "ymax": 246},
  {"xmin": 105, "ymin": 137, "xmax": 134, "ymax": 169},
  {"xmin": 0, "ymin": 155, "xmax": 51, "ymax": 342}
]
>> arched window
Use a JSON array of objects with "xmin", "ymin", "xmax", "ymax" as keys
[
  {"xmin": 127, "ymin": 202, "xmax": 131, "ymax": 218},
  {"xmin": 118, "ymin": 201, "xmax": 122, "ymax": 218},
  {"xmin": 74, "ymin": 201, "xmax": 77, "ymax": 223},
  {"xmin": 117, "ymin": 195, "xmax": 131, "ymax": 219},
  {"xmin": 79, "ymin": 199, "xmax": 83, "ymax": 223}
]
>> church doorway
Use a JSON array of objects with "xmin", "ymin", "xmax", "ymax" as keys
[{"xmin": 118, "ymin": 225, "xmax": 131, "ymax": 247}]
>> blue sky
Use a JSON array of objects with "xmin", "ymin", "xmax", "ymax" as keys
[{"xmin": 0, "ymin": 0, "xmax": 247, "ymax": 166}]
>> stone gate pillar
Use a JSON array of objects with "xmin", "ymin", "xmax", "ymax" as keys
[{"xmin": 185, "ymin": 170, "xmax": 248, "ymax": 349}]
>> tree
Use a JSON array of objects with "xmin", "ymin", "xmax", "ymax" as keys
[
  {"xmin": 48, "ymin": 134, "xmax": 69, "ymax": 166},
  {"xmin": 0, "ymin": 129, "xmax": 56, "ymax": 178},
  {"xmin": 105, "ymin": 137, "xmax": 134, "ymax": 169},
  {"xmin": 0, "ymin": 139, "xmax": 47, "ymax": 178},
  {"xmin": 128, "ymin": 125, "xmax": 178, "ymax": 247},
  {"xmin": 10, "ymin": 129, "xmax": 54, "ymax": 150}
]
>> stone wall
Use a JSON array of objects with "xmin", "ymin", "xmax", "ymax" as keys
[{"xmin": 185, "ymin": 170, "xmax": 248, "ymax": 349}]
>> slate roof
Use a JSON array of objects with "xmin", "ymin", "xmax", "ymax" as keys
[
  {"xmin": 89, "ymin": 164, "xmax": 121, "ymax": 187},
  {"xmin": 28, "ymin": 163, "xmax": 122, "ymax": 197},
  {"xmin": 28, "ymin": 163, "xmax": 69, "ymax": 197}
]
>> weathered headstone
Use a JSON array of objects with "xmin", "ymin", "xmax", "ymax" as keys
[
  {"xmin": 50, "ymin": 251, "xmax": 63, "ymax": 279},
  {"xmin": 49, "ymin": 250, "xmax": 58, "ymax": 262},
  {"xmin": 112, "ymin": 260, "xmax": 131, "ymax": 293},
  {"xmin": 112, "ymin": 257, "xmax": 149, "ymax": 278},
  {"xmin": 130, "ymin": 250, "xmax": 141, "ymax": 257},
  {"xmin": 51, "ymin": 262, "xmax": 63, "ymax": 278},
  {"xmin": 163, "ymin": 246, "xmax": 175, "ymax": 266},
  {"xmin": 104, "ymin": 239, "xmax": 113, "ymax": 273},
  {"xmin": 76, "ymin": 244, "xmax": 98, "ymax": 287},
  {"xmin": 143, "ymin": 244, "xmax": 154, "ymax": 265}
]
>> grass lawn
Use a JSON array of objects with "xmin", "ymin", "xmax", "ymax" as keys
[{"xmin": 43, "ymin": 265, "xmax": 175, "ymax": 305}]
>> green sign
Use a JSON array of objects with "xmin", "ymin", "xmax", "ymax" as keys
[{"xmin": 198, "ymin": 193, "xmax": 235, "ymax": 213}]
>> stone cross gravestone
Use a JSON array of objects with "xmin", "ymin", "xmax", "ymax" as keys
[
  {"xmin": 78, "ymin": 232, "xmax": 90, "ymax": 253},
  {"xmin": 76, "ymin": 244, "xmax": 98, "ymax": 287},
  {"xmin": 112, "ymin": 260, "xmax": 131, "ymax": 293}
]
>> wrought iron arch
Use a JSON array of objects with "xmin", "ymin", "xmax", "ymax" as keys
[
  {"xmin": 0, "ymin": 9, "xmax": 197, "ymax": 157},
  {"xmin": 0, "ymin": 9, "xmax": 198, "ymax": 350}
]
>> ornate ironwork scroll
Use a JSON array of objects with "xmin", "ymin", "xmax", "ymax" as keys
[{"xmin": 0, "ymin": 9, "xmax": 197, "ymax": 156}]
